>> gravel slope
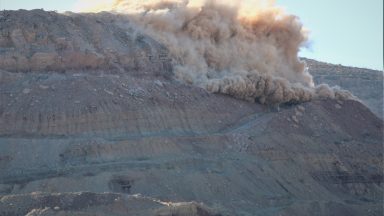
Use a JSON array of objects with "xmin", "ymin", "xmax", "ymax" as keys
[{"xmin": 0, "ymin": 10, "xmax": 383, "ymax": 216}]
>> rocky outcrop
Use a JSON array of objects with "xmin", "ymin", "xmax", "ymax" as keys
[{"xmin": 0, "ymin": 192, "xmax": 220, "ymax": 216}]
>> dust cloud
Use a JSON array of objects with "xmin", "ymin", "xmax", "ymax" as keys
[{"xmin": 75, "ymin": 0, "xmax": 354, "ymax": 104}]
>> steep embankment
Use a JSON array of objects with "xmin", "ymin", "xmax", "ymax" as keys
[
  {"xmin": 0, "ymin": 10, "xmax": 383, "ymax": 216},
  {"xmin": 306, "ymin": 58, "xmax": 383, "ymax": 118}
]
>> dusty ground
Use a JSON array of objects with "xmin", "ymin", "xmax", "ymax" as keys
[
  {"xmin": 306, "ymin": 58, "xmax": 383, "ymax": 119},
  {"xmin": 0, "ymin": 10, "xmax": 383, "ymax": 216}
]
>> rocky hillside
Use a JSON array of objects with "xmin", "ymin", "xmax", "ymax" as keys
[
  {"xmin": 0, "ymin": 10, "xmax": 383, "ymax": 216},
  {"xmin": 306, "ymin": 58, "xmax": 383, "ymax": 119},
  {"xmin": 0, "ymin": 10, "xmax": 172, "ymax": 74}
]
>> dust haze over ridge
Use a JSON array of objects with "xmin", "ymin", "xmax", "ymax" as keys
[
  {"xmin": 75, "ymin": 0, "xmax": 354, "ymax": 105},
  {"xmin": 0, "ymin": 3, "xmax": 383, "ymax": 215}
]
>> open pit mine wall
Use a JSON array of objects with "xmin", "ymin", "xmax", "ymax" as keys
[
  {"xmin": 0, "ymin": 10, "xmax": 172, "ymax": 76},
  {"xmin": 0, "ymin": 9, "xmax": 382, "ymax": 117}
]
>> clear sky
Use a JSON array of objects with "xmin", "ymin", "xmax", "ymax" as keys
[
  {"xmin": 277, "ymin": 0, "xmax": 383, "ymax": 70},
  {"xmin": 0, "ymin": 0, "xmax": 383, "ymax": 70}
]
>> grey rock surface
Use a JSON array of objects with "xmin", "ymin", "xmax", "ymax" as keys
[
  {"xmin": 0, "ymin": 10, "xmax": 383, "ymax": 216},
  {"xmin": 306, "ymin": 58, "xmax": 383, "ymax": 119},
  {"xmin": 0, "ymin": 9, "xmax": 172, "ymax": 74}
]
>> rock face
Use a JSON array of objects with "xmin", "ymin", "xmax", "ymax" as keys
[
  {"xmin": 306, "ymin": 58, "xmax": 383, "ymax": 119},
  {"xmin": 0, "ymin": 10, "xmax": 172, "ymax": 74},
  {"xmin": 0, "ymin": 10, "xmax": 383, "ymax": 216}
]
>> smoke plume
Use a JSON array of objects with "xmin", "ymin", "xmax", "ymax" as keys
[{"xmin": 75, "ymin": 0, "xmax": 354, "ymax": 105}]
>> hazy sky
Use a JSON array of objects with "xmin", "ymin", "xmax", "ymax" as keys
[{"xmin": 1, "ymin": 0, "xmax": 382, "ymax": 70}]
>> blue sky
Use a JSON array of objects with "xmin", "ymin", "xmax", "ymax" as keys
[
  {"xmin": 1, "ymin": 0, "xmax": 383, "ymax": 70},
  {"xmin": 278, "ymin": 0, "xmax": 383, "ymax": 70}
]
